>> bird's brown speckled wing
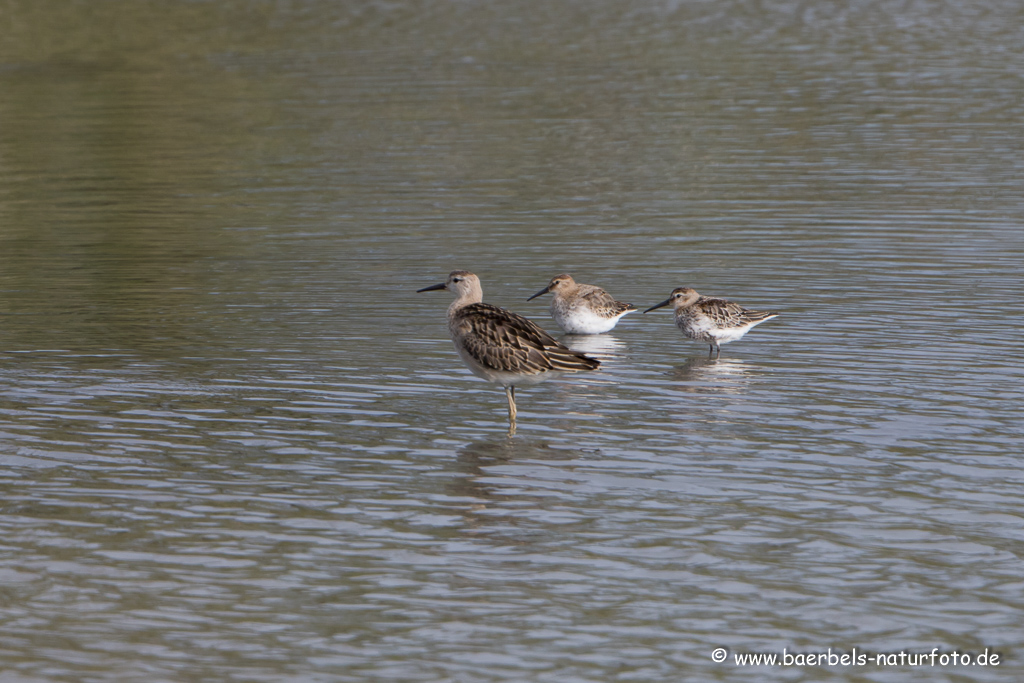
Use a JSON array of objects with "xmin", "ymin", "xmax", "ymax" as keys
[
  {"xmin": 579, "ymin": 286, "xmax": 636, "ymax": 316},
  {"xmin": 453, "ymin": 303, "xmax": 600, "ymax": 375},
  {"xmin": 696, "ymin": 296, "xmax": 778, "ymax": 328}
]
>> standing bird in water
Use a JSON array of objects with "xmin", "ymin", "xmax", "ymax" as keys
[
  {"xmin": 644, "ymin": 287, "xmax": 778, "ymax": 358},
  {"xmin": 527, "ymin": 274, "xmax": 636, "ymax": 334},
  {"xmin": 418, "ymin": 271, "xmax": 600, "ymax": 430}
]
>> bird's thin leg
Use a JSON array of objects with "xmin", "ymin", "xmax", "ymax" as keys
[
  {"xmin": 708, "ymin": 343, "xmax": 715, "ymax": 358},
  {"xmin": 505, "ymin": 386, "xmax": 517, "ymax": 425},
  {"xmin": 714, "ymin": 344, "xmax": 721, "ymax": 359}
]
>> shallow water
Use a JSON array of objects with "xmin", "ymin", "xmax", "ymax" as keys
[{"xmin": 1, "ymin": 1, "xmax": 1023, "ymax": 681}]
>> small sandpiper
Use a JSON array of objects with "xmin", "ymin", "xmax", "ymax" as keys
[
  {"xmin": 418, "ymin": 271, "xmax": 600, "ymax": 430},
  {"xmin": 644, "ymin": 287, "xmax": 778, "ymax": 358},
  {"xmin": 527, "ymin": 274, "xmax": 636, "ymax": 335}
]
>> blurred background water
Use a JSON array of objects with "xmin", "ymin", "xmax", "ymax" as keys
[{"xmin": 1, "ymin": 1, "xmax": 1022, "ymax": 680}]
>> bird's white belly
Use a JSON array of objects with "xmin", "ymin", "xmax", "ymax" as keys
[
  {"xmin": 679, "ymin": 315, "xmax": 750, "ymax": 345},
  {"xmin": 712, "ymin": 325, "xmax": 751, "ymax": 344},
  {"xmin": 452, "ymin": 341, "xmax": 553, "ymax": 387},
  {"xmin": 677, "ymin": 315, "xmax": 714, "ymax": 341},
  {"xmin": 554, "ymin": 307, "xmax": 630, "ymax": 335}
]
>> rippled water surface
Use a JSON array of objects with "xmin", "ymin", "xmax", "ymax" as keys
[{"xmin": 1, "ymin": 1, "xmax": 1023, "ymax": 681}]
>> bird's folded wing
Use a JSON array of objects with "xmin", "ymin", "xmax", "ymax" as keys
[
  {"xmin": 581, "ymin": 287, "xmax": 636, "ymax": 315},
  {"xmin": 698, "ymin": 297, "xmax": 776, "ymax": 327},
  {"xmin": 456, "ymin": 303, "xmax": 599, "ymax": 373}
]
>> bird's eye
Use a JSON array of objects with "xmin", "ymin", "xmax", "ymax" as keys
[{"xmin": 453, "ymin": 278, "xmax": 462, "ymax": 282}]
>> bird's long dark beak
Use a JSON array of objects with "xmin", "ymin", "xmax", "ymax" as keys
[
  {"xmin": 417, "ymin": 283, "xmax": 446, "ymax": 293},
  {"xmin": 526, "ymin": 285, "xmax": 551, "ymax": 302},
  {"xmin": 643, "ymin": 298, "xmax": 672, "ymax": 313}
]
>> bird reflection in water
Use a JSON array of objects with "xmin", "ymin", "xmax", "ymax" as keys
[
  {"xmin": 558, "ymin": 333, "xmax": 626, "ymax": 361},
  {"xmin": 447, "ymin": 438, "xmax": 583, "ymax": 531},
  {"xmin": 543, "ymin": 334, "xmax": 623, "ymax": 430},
  {"xmin": 670, "ymin": 357, "xmax": 752, "ymax": 394}
]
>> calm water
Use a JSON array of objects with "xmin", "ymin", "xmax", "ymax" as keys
[{"xmin": 1, "ymin": 1, "xmax": 1023, "ymax": 681}]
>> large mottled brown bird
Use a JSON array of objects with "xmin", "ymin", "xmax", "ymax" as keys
[{"xmin": 418, "ymin": 271, "xmax": 600, "ymax": 430}]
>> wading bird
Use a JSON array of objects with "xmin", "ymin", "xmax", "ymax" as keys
[
  {"xmin": 644, "ymin": 287, "xmax": 778, "ymax": 358},
  {"xmin": 527, "ymin": 273, "xmax": 636, "ymax": 334},
  {"xmin": 419, "ymin": 271, "xmax": 600, "ymax": 431}
]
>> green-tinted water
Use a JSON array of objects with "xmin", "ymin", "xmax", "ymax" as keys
[{"xmin": 1, "ymin": 1, "xmax": 1022, "ymax": 680}]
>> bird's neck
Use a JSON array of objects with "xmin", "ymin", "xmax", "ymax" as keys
[
  {"xmin": 559, "ymin": 282, "xmax": 580, "ymax": 299},
  {"xmin": 447, "ymin": 287, "xmax": 483, "ymax": 319}
]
